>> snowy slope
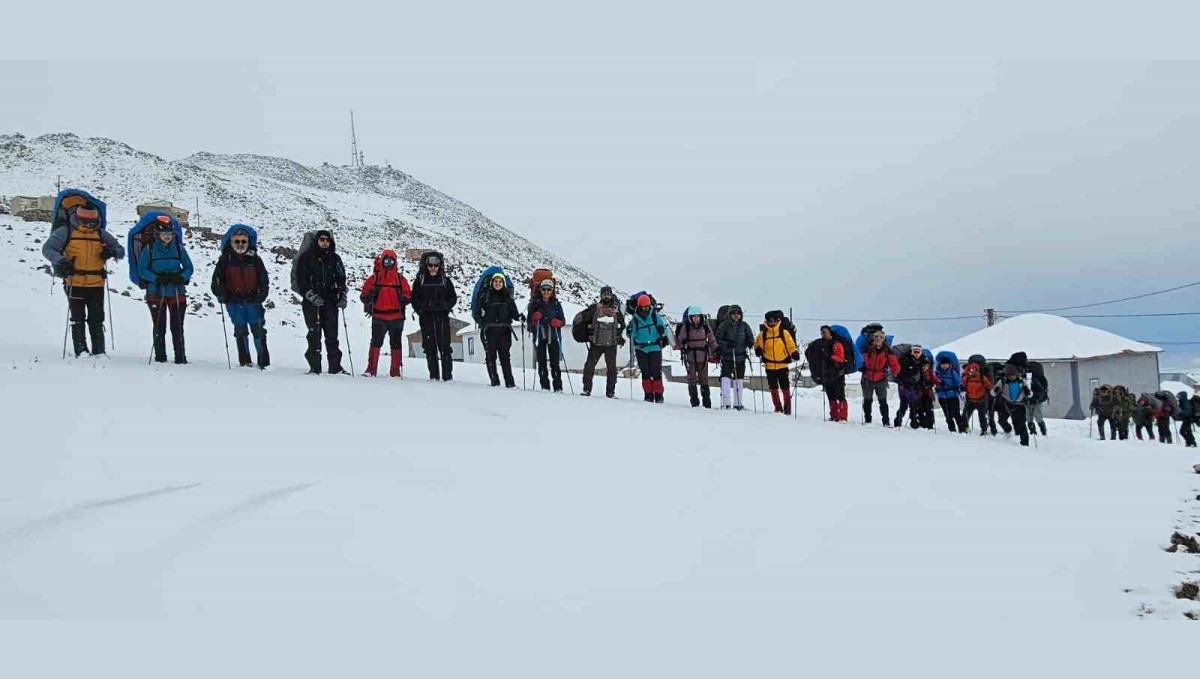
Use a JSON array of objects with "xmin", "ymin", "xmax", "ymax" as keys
[
  {"xmin": 0, "ymin": 132, "xmax": 615, "ymax": 321},
  {"xmin": 2, "ymin": 212, "xmax": 1199, "ymax": 622}
]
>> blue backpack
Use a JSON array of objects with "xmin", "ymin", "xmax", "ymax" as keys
[
  {"xmin": 127, "ymin": 212, "xmax": 184, "ymax": 288},
  {"xmin": 48, "ymin": 188, "xmax": 107, "ymax": 234},
  {"xmin": 471, "ymin": 266, "xmax": 514, "ymax": 320},
  {"xmin": 830, "ymin": 324, "xmax": 863, "ymax": 374},
  {"xmin": 935, "ymin": 350, "xmax": 961, "ymax": 378}
]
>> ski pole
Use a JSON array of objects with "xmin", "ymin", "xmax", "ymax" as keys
[
  {"xmin": 555, "ymin": 328, "xmax": 574, "ymax": 394},
  {"xmin": 218, "ymin": 302, "xmax": 233, "ymax": 369},
  {"xmin": 341, "ymin": 307, "xmax": 356, "ymax": 377},
  {"xmin": 61, "ymin": 280, "xmax": 72, "ymax": 360},
  {"xmin": 521, "ymin": 323, "xmax": 527, "ymax": 391},
  {"xmin": 104, "ymin": 266, "xmax": 115, "ymax": 351},
  {"xmin": 628, "ymin": 341, "xmax": 634, "ymax": 400}
]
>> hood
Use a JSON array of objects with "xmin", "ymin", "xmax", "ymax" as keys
[
  {"xmin": 1008, "ymin": 351, "xmax": 1028, "ymax": 367},
  {"xmin": 220, "ymin": 224, "xmax": 258, "ymax": 253},
  {"xmin": 374, "ymin": 249, "xmax": 399, "ymax": 276},
  {"xmin": 729, "ymin": 304, "xmax": 743, "ymax": 316},
  {"xmin": 313, "ymin": 229, "xmax": 336, "ymax": 253},
  {"xmin": 419, "ymin": 250, "xmax": 445, "ymax": 273}
]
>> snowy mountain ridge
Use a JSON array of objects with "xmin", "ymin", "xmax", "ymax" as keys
[{"xmin": 0, "ymin": 132, "xmax": 611, "ymax": 316}]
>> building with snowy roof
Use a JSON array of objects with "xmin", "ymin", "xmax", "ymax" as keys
[{"xmin": 936, "ymin": 314, "xmax": 1161, "ymax": 420}]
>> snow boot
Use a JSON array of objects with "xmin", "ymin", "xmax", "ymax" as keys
[
  {"xmin": 688, "ymin": 384, "xmax": 700, "ymax": 408},
  {"xmin": 236, "ymin": 335, "xmax": 253, "ymax": 367},
  {"xmin": 653, "ymin": 379, "xmax": 665, "ymax": 403},
  {"xmin": 829, "ymin": 399, "xmax": 838, "ymax": 421},
  {"xmin": 502, "ymin": 363, "xmax": 516, "ymax": 388},
  {"xmin": 863, "ymin": 402, "xmax": 872, "ymax": 424},
  {"xmin": 486, "ymin": 359, "xmax": 501, "ymax": 386},
  {"xmin": 642, "ymin": 379, "xmax": 653, "ymax": 402},
  {"xmin": 782, "ymin": 389, "xmax": 792, "ymax": 416},
  {"xmin": 771, "ymin": 389, "xmax": 783, "ymax": 413},
  {"xmin": 390, "ymin": 352, "xmax": 403, "ymax": 378},
  {"xmin": 1038, "ymin": 421, "xmax": 1047, "ymax": 437},
  {"xmin": 426, "ymin": 354, "xmax": 440, "ymax": 380},
  {"xmin": 251, "ymin": 325, "xmax": 270, "ymax": 369},
  {"xmin": 71, "ymin": 322, "xmax": 88, "ymax": 357},
  {"xmin": 364, "ymin": 347, "xmax": 380, "ymax": 377},
  {"xmin": 700, "ymin": 383, "xmax": 711, "ymax": 409},
  {"xmin": 88, "ymin": 322, "xmax": 106, "ymax": 356}
]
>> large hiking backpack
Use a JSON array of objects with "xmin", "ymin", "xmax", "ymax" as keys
[
  {"xmin": 220, "ymin": 224, "xmax": 258, "ymax": 252},
  {"xmin": 127, "ymin": 212, "xmax": 184, "ymax": 288},
  {"xmin": 675, "ymin": 305, "xmax": 712, "ymax": 340},
  {"xmin": 855, "ymin": 323, "xmax": 894, "ymax": 355},
  {"xmin": 471, "ymin": 265, "xmax": 514, "ymax": 320},
  {"xmin": 829, "ymin": 324, "xmax": 862, "ymax": 374},
  {"xmin": 935, "ymin": 350, "xmax": 961, "ymax": 378},
  {"xmin": 713, "ymin": 304, "xmax": 733, "ymax": 334},
  {"xmin": 572, "ymin": 306, "xmax": 596, "ymax": 343},
  {"xmin": 529, "ymin": 267, "xmax": 555, "ymax": 298},
  {"xmin": 1156, "ymin": 390, "xmax": 1179, "ymax": 415},
  {"xmin": 49, "ymin": 188, "xmax": 107, "ymax": 234},
  {"xmin": 289, "ymin": 230, "xmax": 319, "ymax": 295},
  {"xmin": 625, "ymin": 290, "xmax": 663, "ymax": 316}
]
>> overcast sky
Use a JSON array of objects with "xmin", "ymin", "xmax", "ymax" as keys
[{"xmin": 2, "ymin": 58, "xmax": 1197, "ymax": 367}]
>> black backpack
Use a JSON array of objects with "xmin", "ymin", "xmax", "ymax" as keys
[
  {"xmin": 625, "ymin": 290, "xmax": 662, "ymax": 317},
  {"xmin": 571, "ymin": 305, "xmax": 596, "ymax": 344}
]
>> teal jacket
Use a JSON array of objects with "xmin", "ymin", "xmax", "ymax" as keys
[{"xmin": 627, "ymin": 310, "xmax": 666, "ymax": 353}]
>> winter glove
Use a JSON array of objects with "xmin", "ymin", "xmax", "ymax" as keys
[
  {"xmin": 531, "ymin": 311, "xmax": 543, "ymax": 323},
  {"xmin": 789, "ymin": 351, "xmax": 800, "ymax": 361},
  {"xmin": 56, "ymin": 260, "xmax": 76, "ymax": 276},
  {"xmin": 708, "ymin": 355, "xmax": 719, "ymax": 364},
  {"xmin": 658, "ymin": 337, "xmax": 669, "ymax": 348},
  {"xmin": 100, "ymin": 246, "xmax": 114, "ymax": 261},
  {"xmin": 618, "ymin": 337, "xmax": 625, "ymax": 347},
  {"xmin": 363, "ymin": 302, "xmax": 374, "ymax": 317},
  {"xmin": 517, "ymin": 314, "xmax": 526, "ymax": 322},
  {"xmin": 549, "ymin": 318, "xmax": 564, "ymax": 329},
  {"xmin": 754, "ymin": 347, "xmax": 763, "ymax": 358},
  {"xmin": 337, "ymin": 296, "xmax": 348, "ymax": 310},
  {"xmin": 305, "ymin": 291, "xmax": 325, "ymax": 307}
]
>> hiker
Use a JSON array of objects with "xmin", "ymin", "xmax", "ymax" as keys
[
  {"xmin": 860, "ymin": 329, "xmax": 900, "ymax": 426},
  {"xmin": 627, "ymin": 294, "xmax": 667, "ymax": 402},
  {"xmin": 895, "ymin": 344, "xmax": 938, "ymax": 429},
  {"xmin": 1132, "ymin": 394, "xmax": 1157, "ymax": 441},
  {"xmin": 754, "ymin": 311, "xmax": 799, "ymax": 415},
  {"xmin": 359, "ymin": 249, "xmax": 411, "ymax": 377},
  {"xmin": 714, "ymin": 304, "xmax": 755, "ymax": 410},
  {"xmin": 988, "ymin": 361, "xmax": 1013, "ymax": 435},
  {"xmin": 138, "ymin": 215, "xmax": 194, "ymax": 364},
  {"xmin": 527, "ymin": 279, "xmax": 566, "ymax": 392},
  {"xmin": 211, "ymin": 224, "xmax": 270, "ymax": 368},
  {"xmin": 1176, "ymin": 390, "xmax": 1197, "ymax": 448},
  {"xmin": 1111, "ymin": 385, "xmax": 1134, "ymax": 441},
  {"xmin": 934, "ymin": 354, "xmax": 966, "ymax": 433},
  {"xmin": 992, "ymin": 365, "xmax": 1032, "ymax": 446},
  {"xmin": 473, "ymin": 272, "xmax": 522, "ymax": 388},
  {"xmin": 1154, "ymin": 391, "xmax": 1177, "ymax": 444},
  {"xmin": 806, "ymin": 324, "xmax": 852, "ymax": 420},
  {"xmin": 962, "ymin": 357, "xmax": 994, "ymax": 436},
  {"xmin": 578, "ymin": 286, "xmax": 625, "ymax": 398},
  {"xmin": 410, "ymin": 251, "xmax": 457, "ymax": 381},
  {"xmin": 674, "ymin": 306, "xmax": 717, "ymax": 408},
  {"xmin": 41, "ymin": 193, "xmax": 123, "ymax": 357},
  {"xmin": 296, "ymin": 230, "xmax": 349, "ymax": 374},
  {"xmin": 1026, "ymin": 362, "xmax": 1049, "ymax": 437},
  {"xmin": 1090, "ymin": 384, "xmax": 1117, "ymax": 440}
]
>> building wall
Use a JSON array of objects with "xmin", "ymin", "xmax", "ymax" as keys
[
  {"xmin": 460, "ymin": 326, "xmax": 590, "ymax": 371},
  {"xmin": 1029, "ymin": 354, "xmax": 1158, "ymax": 419}
]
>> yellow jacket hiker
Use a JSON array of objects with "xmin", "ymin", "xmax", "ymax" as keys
[
  {"xmin": 754, "ymin": 319, "xmax": 798, "ymax": 370},
  {"xmin": 42, "ymin": 193, "xmax": 125, "ymax": 357}
]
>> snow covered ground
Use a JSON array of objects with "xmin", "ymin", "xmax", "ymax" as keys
[{"xmin": 3, "ymin": 220, "xmax": 1200, "ymax": 627}]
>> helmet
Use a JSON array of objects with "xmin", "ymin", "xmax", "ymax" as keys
[
  {"xmin": 637, "ymin": 294, "xmax": 651, "ymax": 308},
  {"xmin": 685, "ymin": 305, "xmax": 704, "ymax": 318},
  {"xmin": 153, "ymin": 215, "xmax": 174, "ymax": 233},
  {"xmin": 491, "ymin": 272, "xmax": 506, "ymax": 282},
  {"xmin": 539, "ymin": 279, "xmax": 555, "ymax": 291}
]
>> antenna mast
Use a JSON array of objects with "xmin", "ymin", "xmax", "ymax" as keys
[{"xmin": 350, "ymin": 110, "xmax": 362, "ymax": 169}]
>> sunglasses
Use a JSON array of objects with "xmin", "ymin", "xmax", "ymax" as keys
[
  {"xmin": 77, "ymin": 219, "xmax": 100, "ymax": 227},
  {"xmin": 427, "ymin": 263, "xmax": 441, "ymax": 268},
  {"xmin": 318, "ymin": 237, "xmax": 331, "ymax": 242},
  {"xmin": 383, "ymin": 258, "xmax": 396, "ymax": 265},
  {"xmin": 232, "ymin": 239, "xmax": 249, "ymax": 245},
  {"xmin": 766, "ymin": 319, "xmax": 779, "ymax": 324}
]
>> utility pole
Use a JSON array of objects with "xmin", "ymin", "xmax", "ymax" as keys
[
  {"xmin": 985, "ymin": 308, "xmax": 996, "ymax": 327},
  {"xmin": 350, "ymin": 110, "xmax": 361, "ymax": 169}
]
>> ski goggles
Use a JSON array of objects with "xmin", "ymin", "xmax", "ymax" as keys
[
  {"xmin": 76, "ymin": 218, "xmax": 100, "ymax": 228},
  {"xmin": 426, "ymin": 257, "xmax": 441, "ymax": 265},
  {"xmin": 317, "ymin": 236, "xmax": 331, "ymax": 243},
  {"xmin": 382, "ymin": 257, "xmax": 396, "ymax": 267}
]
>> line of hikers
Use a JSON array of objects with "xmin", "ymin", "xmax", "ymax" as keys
[
  {"xmin": 1089, "ymin": 384, "xmax": 1199, "ymax": 447},
  {"xmin": 38, "ymin": 189, "xmax": 1200, "ymax": 448}
]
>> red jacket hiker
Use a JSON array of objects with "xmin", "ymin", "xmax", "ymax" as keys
[
  {"xmin": 861, "ymin": 345, "xmax": 900, "ymax": 382},
  {"xmin": 360, "ymin": 250, "xmax": 411, "ymax": 322},
  {"xmin": 962, "ymin": 364, "xmax": 993, "ymax": 402}
]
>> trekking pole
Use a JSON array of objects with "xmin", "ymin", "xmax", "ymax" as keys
[
  {"xmin": 628, "ymin": 342, "xmax": 634, "ymax": 400},
  {"xmin": 341, "ymin": 307, "xmax": 356, "ymax": 377},
  {"xmin": 61, "ymin": 280, "xmax": 72, "ymax": 360},
  {"xmin": 104, "ymin": 267, "xmax": 115, "ymax": 351},
  {"xmin": 520, "ymin": 324, "xmax": 528, "ymax": 391},
  {"xmin": 555, "ymin": 329, "xmax": 574, "ymax": 395},
  {"xmin": 217, "ymin": 303, "xmax": 233, "ymax": 369}
]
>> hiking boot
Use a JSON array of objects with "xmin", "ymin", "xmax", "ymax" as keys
[
  {"xmin": 1038, "ymin": 422, "xmax": 1047, "ymax": 436},
  {"xmin": 606, "ymin": 393, "xmax": 616, "ymax": 399},
  {"xmin": 733, "ymin": 405, "xmax": 745, "ymax": 411},
  {"xmin": 174, "ymin": 356, "xmax": 188, "ymax": 365},
  {"xmin": 882, "ymin": 421, "xmax": 892, "ymax": 428},
  {"xmin": 644, "ymin": 393, "xmax": 654, "ymax": 402},
  {"xmin": 581, "ymin": 390, "xmax": 591, "ymax": 397},
  {"xmin": 722, "ymin": 405, "xmax": 732, "ymax": 410},
  {"xmin": 653, "ymin": 393, "xmax": 664, "ymax": 404}
]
